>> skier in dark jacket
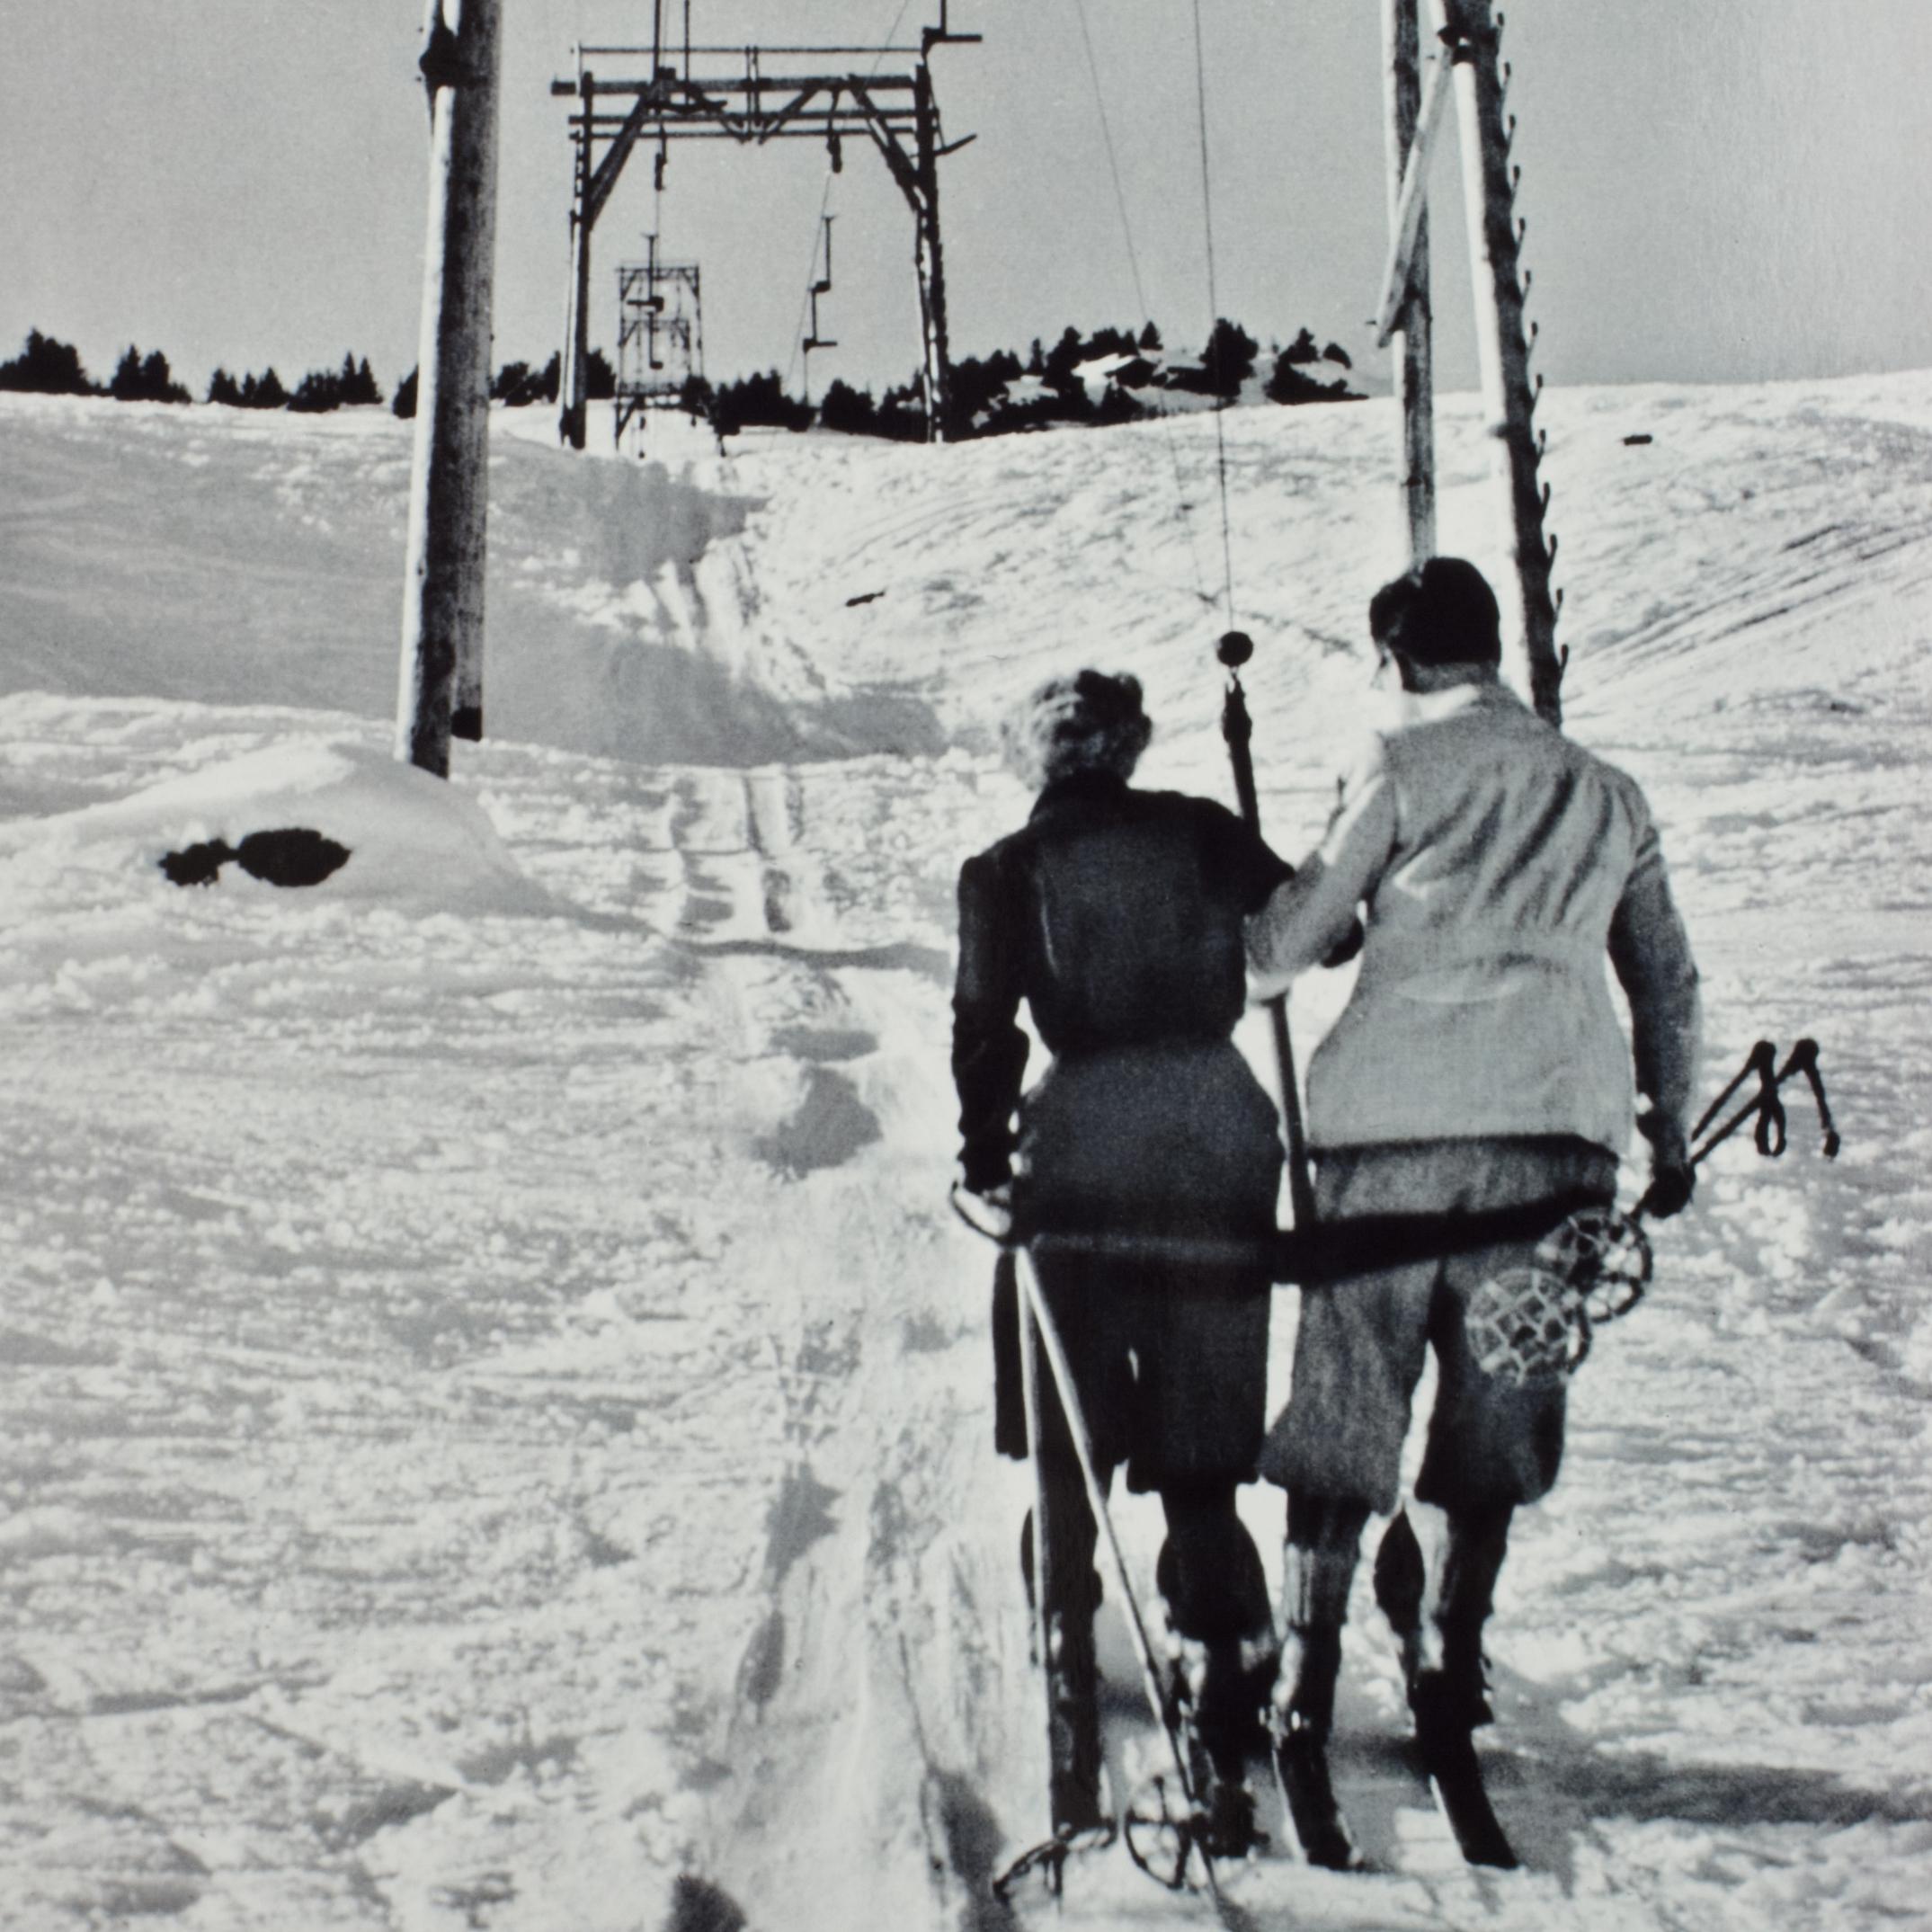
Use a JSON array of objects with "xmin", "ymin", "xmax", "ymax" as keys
[{"xmin": 952, "ymin": 669, "xmax": 1292, "ymax": 1847}]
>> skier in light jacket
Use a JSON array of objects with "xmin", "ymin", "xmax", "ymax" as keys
[{"xmin": 1246, "ymin": 557, "xmax": 1701, "ymax": 1864}]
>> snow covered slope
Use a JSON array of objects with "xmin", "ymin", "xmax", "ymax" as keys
[{"xmin": 1, "ymin": 378, "xmax": 1929, "ymax": 1931}]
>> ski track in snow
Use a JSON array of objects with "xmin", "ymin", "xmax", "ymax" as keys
[{"xmin": 0, "ymin": 379, "xmax": 1929, "ymax": 1931}]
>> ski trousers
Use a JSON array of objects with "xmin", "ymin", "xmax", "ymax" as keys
[{"xmin": 1260, "ymin": 1135, "xmax": 1619, "ymax": 1516}]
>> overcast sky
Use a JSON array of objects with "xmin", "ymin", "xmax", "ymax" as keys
[{"xmin": 3, "ymin": 1, "xmax": 1929, "ymax": 403}]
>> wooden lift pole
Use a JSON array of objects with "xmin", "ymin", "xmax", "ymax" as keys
[
  {"xmin": 397, "ymin": 0, "xmax": 503, "ymax": 775},
  {"xmin": 562, "ymin": 67, "xmax": 597, "ymax": 451},
  {"xmin": 1434, "ymin": 0, "xmax": 1563, "ymax": 724},
  {"xmin": 912, "ymin": 58, "xmax": 953, "ymax": 441},
  {"xmin": 1382, "ymin": 0, "xmax": 1437, "ymax": 568}
]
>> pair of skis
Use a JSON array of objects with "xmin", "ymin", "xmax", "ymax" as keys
[
  {"xmin": 1275, "ymin": 1695, "xmax": 1517, "ymax": 1876},
  {"xmin": 993, "ymin": 1238, "xmax": 1231, "ymax": 1907},
  {"xmin": 990, "ymin": 1236, "xmax": 1515, "ymax": 1904},
  {"xmin": 1230, "ymin": 632, "xmax": 1516, "ymax": 1880}
]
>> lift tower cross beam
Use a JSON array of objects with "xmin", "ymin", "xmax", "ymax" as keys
[{"xmin": 553, "ymin": 13, "xmax": 978, "ymax": 449}]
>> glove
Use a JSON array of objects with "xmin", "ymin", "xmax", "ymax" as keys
[
  {"xmin": 1636, "ymin": 1109, "xmax": 1696, "ymax": 1220},
  {"xmin": 950, "ymin": 1169, "xmax": 1014, "ymax": 1242},
  {"xmin": 1640, "ymin": 1160, "xmax": 1695, "ymax": 1220}
]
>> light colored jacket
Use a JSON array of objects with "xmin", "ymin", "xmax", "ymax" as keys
[{"xmin": 1247, "ymin": 681, "xmax": 1700, "ymax": 1155}]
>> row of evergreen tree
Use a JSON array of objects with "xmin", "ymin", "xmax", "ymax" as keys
[
  {"xmin": 712, "ymin": 317, "xmax": 1362, "ymax": 444},
  {"xmin": 3, "ymin": 314, "xmax": 1358, "ymax": 441}
]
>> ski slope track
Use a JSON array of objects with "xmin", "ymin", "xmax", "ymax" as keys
[{"xmin": 0, "ymin": 376, "xmax": 1928, "ymax": 1932}]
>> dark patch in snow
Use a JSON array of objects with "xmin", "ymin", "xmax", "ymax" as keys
[
  {"xmin": 695, "ymin": 936, "xmax": 950, "ymax": 983},
  {"xmin": 679, "ymin": 1754, "xmax": 734, "ymax": 1793},
  {"xmin": 314, "ymin": 1778, "xmax": 457, "ymax": 1849},
  {"xmin": 922, "ymin": 1770, "xmax": 1013, "ymax": 1931},
  {"xmin": 768, "ymin": 1024, "xmax": 876, "ymax": 1064},
  {"xmin": 89, "ymin": 1681, "xmax": 264, "ymax": 1717},
  {"xmin": 1623, "ymin": 432, "xmax": 1655, "ymax": 446},
  {"xmin": 97, "ymin": 1876, "xmax": 204, "ymax": 1917},
  {"xmin": 663, "ymin": 1873, "xmax": 748, "ymax": 1932},
  {"xmin": 0, "ymin": 1325, "xmax": 116, "ymax": 1368},
  {"xmin": 761, "ymin": 1464, "xmax": 841, "ymax": 1588},
  {"xmin": 901, "ymin": 1310, "xmax": 952, "ymax": 1353},
  {"xmin": 457, "ymin": 1733, "xmax": 579, "ymax": 1787},
  {"xmin": 434, "ymin": 1871, "xmax": 516, "ymax": 1925},
  {"xmin": 1512, "ymin": 1745, "xmax": 1932, "ymax": 1830},
  {"xmin": 0, "ymin": 1654, "xmax": 48, "ymax": 1695},
  {"xmin": 158, "ymin": 826, "xmax": 351, "ymax": 889},
  {"xmin": 582, "ymin": 1525, "xmax": 632, "ymax": 1568},
  {"xmin": 735, "ymin": 1608, "xmax": 785, "ymax": 1713},
  {"xmin": 752, "ymin": 1065, "xmax": 881, "ymax": 1177}
]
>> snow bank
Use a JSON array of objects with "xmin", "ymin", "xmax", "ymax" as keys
[
  {"xmin": 0, "ymin": 727, "xmax": 550, "ymax": 915},
  {"xmin": 2, "ymin": 373, "xmax": 1930, "ymax": 1932}
]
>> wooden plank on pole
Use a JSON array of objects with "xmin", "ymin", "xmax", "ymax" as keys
[
  {"xmin": 397, "ymin": 0, "xmax": 503, "ymax": 772},
  {"xmin": 1435, "ymin": 0, "xmax": 1563, "ymax": 724},
  {"xmin": 1383, "ymin": 0, "xmax": 1437, "ymax": 567},
  {"xmin": 1372, "ymin": 40, "xmax": 1454, "ymax": 348}
]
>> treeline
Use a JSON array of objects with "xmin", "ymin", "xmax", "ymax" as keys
[
  {"xmin": 0, "ymin": 331, "xmax": 391, "ymax": 415},
  {"xmin": 690, "ymin": 316, "xmax": 1363, "ymax": 445},
  {"xmin": 0, "ymin": 328, "xmax": 583, "ymax": 423},
  {"xmin": 4, "ymin": 315, "xmax": 1361, "ymax": 445}
]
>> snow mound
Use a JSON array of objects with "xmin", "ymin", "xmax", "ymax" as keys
[{"xmin": 0, "ymin": 731, "xmax": 551, "ymax": 915}]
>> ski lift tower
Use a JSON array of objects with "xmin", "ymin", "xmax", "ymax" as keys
[
  {"xmin": 615, "ymin": 235, "xmax": 704, "ymax": 451},
  {"xmin": 554, "ymin": 2, "xmax": 978, "ymax": 450}
]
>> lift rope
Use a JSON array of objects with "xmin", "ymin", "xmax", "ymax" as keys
[
  {"xmin": 1066, "ymin": 0, "xmax": 1210, "ymax": 610},
  {"xmin": 1189, "ymin": 0, "xmax": 1239, "ymax": 629}
]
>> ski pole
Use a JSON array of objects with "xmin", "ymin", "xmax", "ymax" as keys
[
  {"xmin": 1014, "ymin": 1246, "xmax": 1223, "ymax": 1899},
  {"xmin": 1218, "ymin": 630, "xmax": 1317, "ymax": 1231},
  {"xmin": 1013, "ymin": 1254, "xmax": 1064, "ymax": 1875}
]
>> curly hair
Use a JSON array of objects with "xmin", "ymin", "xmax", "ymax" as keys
[{"xmin": 1000, "ymin": 669, "xmax": 1153, "ymax": 791}]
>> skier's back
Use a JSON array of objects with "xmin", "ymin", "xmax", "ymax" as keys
[
  {"xmin": 1247, "ymin": 556, "xmax": 1701, "ymax": 1868},
  {"xmin": 953, "ymin": 670, "xmax": 1290, "ymax": 1851}
]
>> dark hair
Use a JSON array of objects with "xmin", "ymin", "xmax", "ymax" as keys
[{"xmin": 1369, "ymin": 556, "xmax": 1501, "ymax": 668}]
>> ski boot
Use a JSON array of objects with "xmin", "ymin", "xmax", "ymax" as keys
[
  {"xmin": 1377, "ymin": 1509, "xmax": 1517, "ymax": 1868},
  {"xmin": 1407, "ymin": 1634, "xmax": 1516, "ymax": 1867},
  {"xmin": 1123, "ymin": 1632, "xmax": 1272, "ymax": 1889},
  {"xmin": 1269, "ymin": 1624, "xmax": 1363, "ymax": 1871}
]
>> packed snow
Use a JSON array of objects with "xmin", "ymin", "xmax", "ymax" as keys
[{"xmin": 1, "ymin": 375, "xmax": 1929, "ymax": 1931}]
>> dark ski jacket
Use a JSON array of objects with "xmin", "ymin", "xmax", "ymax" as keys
[{"xmin": 951, "ymin": 770, "xmax": 1292, "ymax": 1194}]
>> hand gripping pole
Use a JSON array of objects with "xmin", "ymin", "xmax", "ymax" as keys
[{"xmin": 1219, "ymin": 630, "xmax": 1317, "ymax": 1229}]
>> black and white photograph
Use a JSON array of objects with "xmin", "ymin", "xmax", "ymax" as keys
[{"xmin": 2, "ymin": 3, "xmax": 1928, "ymax": 1927}]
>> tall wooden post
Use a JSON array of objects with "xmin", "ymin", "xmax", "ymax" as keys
[
  {"xmin": 1383, "ymin": 0, "xmax": 1436, "ymax": 568},
  {"xmin": 562, "ymin": 70, "xmax": 595, "ymax": 451},
  {"xmin": 1436, "ymin": 0, "xmax": 1563, "ymax": 724},
  {"xmin": 913, "ymin": 61, "xmax": 951, "ymax": 443},
  {"xmin": 397, "ymin": 0, "xmax": 503, "ymax": 775}
]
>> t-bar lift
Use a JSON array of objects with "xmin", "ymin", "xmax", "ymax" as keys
[{"xmin": 552, "ymin": 3, "xmax": 979, "ymax": 449}]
